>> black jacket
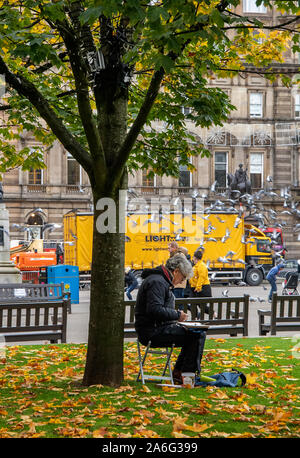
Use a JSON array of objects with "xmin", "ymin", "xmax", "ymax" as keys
[
  {"xmin": 125, "ymin": 271, "xmax": 138, "ymax": 287},
  {"xmin": 134, "ymin": 265, "xmax": 180, "ymax": 343}
]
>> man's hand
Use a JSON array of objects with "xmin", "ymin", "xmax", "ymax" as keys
[{"xmin": 178, "ymin": 310, "xmax": 188, "ymax": 322}]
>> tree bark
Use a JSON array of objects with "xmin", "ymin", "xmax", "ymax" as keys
[
  {"xmin": 82, "ymin": 68, "xmax": 128, "ymax": 386},
  {"xmin": 82, "ymin": 182, "xmax": 126, "ymax": 387}
]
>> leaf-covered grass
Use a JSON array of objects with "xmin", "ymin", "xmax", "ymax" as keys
[{"xmin": 0, "ymin": 337, "xmax": 299, "ymax": 438}]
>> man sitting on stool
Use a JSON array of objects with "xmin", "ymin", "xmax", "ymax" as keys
[{"xmin": 134, "ymin": 254, "xmax": 207, "ymax": 384}]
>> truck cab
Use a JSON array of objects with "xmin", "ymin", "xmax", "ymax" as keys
[{"xmin": 244, "ymin": 224, "xmax": 274, "ymax": 285}]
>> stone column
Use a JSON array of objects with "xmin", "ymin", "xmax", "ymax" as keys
[{"xmin": 0, "ymin": 203, "xmax": 22, "ymax": 283}]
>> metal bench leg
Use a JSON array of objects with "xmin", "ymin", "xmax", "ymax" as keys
[
  {"xmin": 161, "ymin": 344, "xmax": 175, "ymax": 384},
  {"xmin": 136, "ymin": 340, "xmax": 175, "ymax": 385},
  {"xmin": 136, "ymin": 340, "xmax": 151, "ymax": 384}
]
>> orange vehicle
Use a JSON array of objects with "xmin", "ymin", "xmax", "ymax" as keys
[{"xmin": 11, "ymin": 252, "xmax": 56, "ymax": 271}]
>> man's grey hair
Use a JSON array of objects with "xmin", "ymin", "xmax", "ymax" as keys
[{"xmin": 165, "ymin": 253, "xmax": 193, "ymax": 279}]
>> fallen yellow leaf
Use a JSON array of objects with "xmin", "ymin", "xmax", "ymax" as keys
[{"xmin": 142, "ymin": 385, "xmax": 151, "ymax": 393}]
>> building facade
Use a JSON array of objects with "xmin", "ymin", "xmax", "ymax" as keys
[
  {"xmin": 2, "ymin": 130, "xmax": 92, "ymax": 244},
  {"xmin": 128, "ymin": 2, "xmax": 300, "ymax": 257},
  {"xmin": 2, "ymin": 1, "xmax": 300, "ymax": 255}
]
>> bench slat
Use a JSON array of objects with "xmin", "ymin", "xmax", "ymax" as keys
[
  {"xmin": 44, "ymin": 306, "xmax": 49, "ymax": 326},
  {"xmin": 35, "ymin": 306, "xmax": 40, "ymax": 326},
  {"xmin": 16, "ymin": 308, "xmax": 22, "ymax": 327},
  {"xmin": 7, "ymin": 308, "xmax": 12, "ymax": 327}
]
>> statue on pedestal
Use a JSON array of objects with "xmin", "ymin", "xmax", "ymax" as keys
[{"xmin": 227, "ymin": 164, "xmax": 252, "ymax": 197}]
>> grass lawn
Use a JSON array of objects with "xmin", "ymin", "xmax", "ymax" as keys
[{"xmin": 0, "ymin": 336, "xmax": 299, "ymax": 438}]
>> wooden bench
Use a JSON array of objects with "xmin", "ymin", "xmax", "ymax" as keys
[
  {"xmin": 0, "ymin": 298, "xmax": 68, "ymax": 343},
  {"xmin": 0, "ymin": 283, "xmax": 72, "ymax": 313},
  {"xmin": 258, "ymin": 292, "xmax": 300, "ymax": 335},
  {"xmin": 124, "ymin": 295, "xmax": 249, "ymax": 338}
]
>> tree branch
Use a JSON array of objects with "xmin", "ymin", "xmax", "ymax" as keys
[
  {"xmin": 49, "ymin": 3, "xmax": 107, "ymax": 176},
  {"xmin": 0, "ymin": 105, "xmax": 11, "ymax": 111},
  {"xmin": 0, "ymin": 55, "xmax": 93, "ymax": 173},
  {"xmin": 113, "ymin": 67, "xmax": 165, "ymax": 180}
]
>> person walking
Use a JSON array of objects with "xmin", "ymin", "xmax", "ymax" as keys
[
  {"xmin": 190, "ymin": 250, "xmax": 212, "ymax": 299},
  {"xmin": 189, "ymin": 250, "xmax": 215, "ymax": 317},
  {"xmin": 134, "ymin": 254, "xmax": 207, "ymax": 384},
  {"xmin": 125, "ymin": 267, "xmax": 139, "ymax": 300},
  {"xmin": 168, "ymin": 241, "xmax": 179, "ymax": 258},
  {"xmin": 266, "ymin": 262, "xmax": 285, "ymax": 303},
  {"xmin": 172, "ymin": 247, "xmax": 190, "ymax": 298},
  {"xmin": 178, "ymin": 246, "xmax": 193, "ymax": 298}
]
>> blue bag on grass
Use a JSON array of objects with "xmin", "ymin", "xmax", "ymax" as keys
[{"xmin": 195, "ymin": 369, "xmax": 246, "ymax": 388}]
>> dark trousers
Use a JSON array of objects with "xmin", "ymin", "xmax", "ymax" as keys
[
  {"xmin": 267, "ymin": 276, "xmax": 277, "ymax": 301},
  {"xmin": 174, "ymin": 288, "xmax": 185, "ymax": 311},
  {"xmin": 173, "ymin": 288, "xmax": 185, "ymax": 298},
  {"xmin": 126, "ymin": 283, "xmax": 137, "ymax": 300},
  {"xmin": 191, "ymin": 285, "xmax": 212, "ymax": 314},
  {"xmin": 145, "ymin": 324, "xmax": 206, "ymax": 374}
]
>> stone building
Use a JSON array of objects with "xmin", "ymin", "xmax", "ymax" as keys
[
  {"xmin": 128, "ymin": 1, "xmax": 300, "ymax": 257},
  {"xmin": 2, "ymin": 129, "xmax": 92, "ymax": 244},
  {"xmin": 2, "ymin": 1, "xmax": 300, "ymax": 255}
]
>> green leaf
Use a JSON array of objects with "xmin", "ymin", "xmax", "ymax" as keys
[{"xmin": 79, "ymin": 6, "xmax": 103, "ymax": 25}]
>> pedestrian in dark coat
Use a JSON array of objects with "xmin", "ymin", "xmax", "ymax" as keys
[
  {"xmin": 266, "ymin": 262, "xmax": 285, "ymax": 302},
  {"xmin": 125, "ymin": 267, "xmax": 139, "ymax": 300}
]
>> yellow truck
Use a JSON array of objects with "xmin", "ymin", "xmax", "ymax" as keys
[{"xmin": 63, "ymin": 210, "xmax": 273, "ymax": 286}]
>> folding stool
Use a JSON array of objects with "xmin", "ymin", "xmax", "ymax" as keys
[{"xmin": 136, "ymin": 340, "xmax": 175, "ymax": 384}]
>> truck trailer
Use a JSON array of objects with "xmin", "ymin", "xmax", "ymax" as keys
[{"xmin": 63, "ymin": 210, "xmax": 273, "ymax": 286}]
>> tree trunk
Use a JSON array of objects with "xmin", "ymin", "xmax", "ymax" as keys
[
  {"xmin": 82, "ymin": 185, "xmax": 126, "ymax": 386},
  {"xmin": 82, "ymin": 41, "xmax": 129, "ymax": 386}
]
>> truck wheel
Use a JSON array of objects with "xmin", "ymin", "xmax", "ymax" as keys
[{"xmin": 246, "ymin": 268, "xmax": 263, "ymax": 286}]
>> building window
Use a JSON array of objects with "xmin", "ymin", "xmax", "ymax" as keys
[
  {"xmin": 179, "ymin": 164, "xmax": 191, "ymax": 188},
  {"xmin": 243, "ymin": 0, "xmax": 267, "ymax": 13},
  {"xmin": 181, "ymin": 106, "xmax": 193, "ymax": 116},
  {"xmin": 28, "ymin": 168, "xmax": 42, "ymax": 185},
  {"xmin": 253, "ymin": 30, "xmax": 264, "ymax": 44},
  {"xmin": 214, "ymin": 152, "xmax": 227, "ymax": 187},
  {"xmin": 142, "ymin": 169, "xmax": 155, "ymax": 187},
  {"xmin": 295, "ymin": 94, "xmax": 300, "ymax": 118},
  {"xmin": 249, "ymin": 92, "xmax": 263, "ymax": 118},
  {"xmin": 67, "ymin": 153, "xmax": 81, "ymax": 185},
  {"xmin": 250, "ymin": 153, "xmax": 263, "ymax": 188},
  {"xmin": 0, "ymin": 75, "xmax": 6, "ymax": 104}
]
